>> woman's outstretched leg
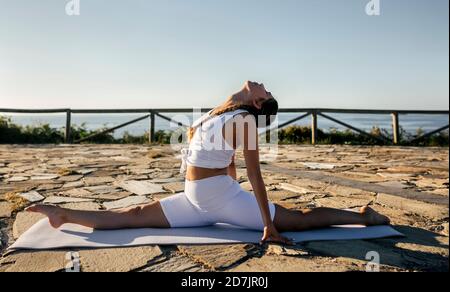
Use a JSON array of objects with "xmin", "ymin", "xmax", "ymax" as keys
[
  {"xmin": 26, "ymin": 201, "xmax": 171, "ymax": 229},
  {"xmin": 273, "ymin": 205, "xmax": 390, "ymax": 232}
]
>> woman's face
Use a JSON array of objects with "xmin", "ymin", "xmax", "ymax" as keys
[{"xmin": 245, "ymin": 81, "xmax": 273, "ymax": 110}]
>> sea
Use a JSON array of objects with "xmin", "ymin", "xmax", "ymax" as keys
[{"xmin": 2, "ymin": 112, "xmax": 449, "ymax": 139}]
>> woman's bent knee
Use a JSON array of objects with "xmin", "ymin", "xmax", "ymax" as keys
[
  {"xmin": 121, "ymin": 205, "xmax": 146, "ymax": 218},
  {"xmin": 124, "ymin": 202, "xmax": 171, "ymax": 228},
  {"xmin": 274, "ymin": 205, "xmax": 308, "ymax": 231}
]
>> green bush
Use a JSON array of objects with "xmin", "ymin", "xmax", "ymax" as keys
[
  {"xmin": 0, "ymin": 116, "xmax": 64, "ymax": 143},
  {"xmin": 0, "ymin": 116, "xmax": 25, "ymax": 143},
  {"xmin": 277, "ymin": 125, "xmax": 389, "ymax": 145},
  {"xmin": 70, "ymin": 123, "xmax": 116, "ymax": 144}
]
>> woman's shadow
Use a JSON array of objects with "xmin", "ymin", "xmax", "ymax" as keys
[{"xmin": 301, "ymin": 225, "xmax": 449, "ymax": 272}]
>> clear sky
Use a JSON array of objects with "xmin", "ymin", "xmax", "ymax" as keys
[{"xmin": 0, "ymin": 0, "xmax": 448, "ymax": 110}]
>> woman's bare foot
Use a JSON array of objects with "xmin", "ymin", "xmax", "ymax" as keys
[
  {"xmin": 360, "ymin": 206, "xmax": 390, "ymax": 226},
  {"xmin": 26, "ymin": 205, "xmax": 68, "ymax": 228}
]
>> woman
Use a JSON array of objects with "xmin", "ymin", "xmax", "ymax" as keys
[{"xmin": 27, "ymin": 81, "xmax": 390, "ymax": 245}]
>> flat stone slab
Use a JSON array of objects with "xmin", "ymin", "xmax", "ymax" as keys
[
  {"xmin": 376, "ymin": 181, "xmax": 412, "ymax": 189},
  {"xmin": 103, "ymin": 195, "xmax": 151, "ymax": 210},
  {"xmin": 114, "ymin": 180, "xmax": 167, "ymax": 196},
  {"xmin": 279, "ymin": 183, "xmax": 312, "ymax": 194},
  {"xmin": 30, "ymin": 174, "xmax": 59, "ymax": 181},
  {"xmin": 0, "ymin": 251, "xmax": 68, "ymax": 272},
  {"xmin": 178, "ymin": 244, "xmax": 255, "ymax": 271},
  {"xmin": 140, "ymin": 253, "xmax": 209, "ymax": 272},
  {"xmin": 267, "ymin": 190, "xmax": 305, "ymax": 202},
  {"xmin": 62, "ymin": 188, "xmax": 94, "ymax": 198},
  {"xmin": 79, "ymin": 246, "xmax": 162, "ymax": 272},
  {"xmin": 116, "ymin": 174, "xmax": 149, "ymax": 181},
  {"xmin": 83, "ymin": 185, "xmax": 118, "ymax": 194},
  {"xmin": 18, "ymin": 191, "xmax": 45, "ymax": 203},
  {"xmin": 36, "ymin": 184, "xmax": 63, "ymax": 191},
  {"xmin": 162, "ymin": 182, "xmax": 185, "ymax": 194},
  {"xmin": 377, "ymin": 172, "xmax": 416, "ymax": 179},
  {"xmin": 128, "ymin": 168, "xmax": 155, "ymax": 175},
  {"xmin": 6, "ymin": 176, "xmax": 29, "ymax": 182},
  {"xmin": 62, "ymin": 181, "xmax": 84, "ymax": 189},
  {"xmin": 315, "ymin": 196, "xmax": 373, "ymax": 209},
  {"xmin": 335, "ymin": 171, "xmax": 389, "ymax": 183},
  {"xmin": 91, "ymin": 191, "xmax": 132, "ymax": 201},
  {"xmin": 266, "ymin": 244, "xmax": 309, "ymax": 256},
  {"xmin": 414, "ymin": 177, "xmax": 449, "ymax": 189},
  {"xmin": 75, "ymin": 168, "xmax": 97, "ymax": 175},
  {"xmin": 0, "ymin": 201, "xmax": 12, "ymax": 218},
  {"xmin": 57, "ymin": 175, "xmax": 83, "ymax": 182},
  {"xmin": 324, "ymin": 184, "xmax": 376, "ymax": 198},
  {"xmin": 14, "ymin": 166, "xmax": 34, "ymax": 172},
  {"xmin": 302, "ymin": 162, "xmax": 336, "ymax": 170},
  {"xmin": 43, "ymin": 196, "xmax": 94, "ymax": 204},
  {"xmin": 82, "ymin": 176, "xmax": 115, "ymax": 186},
  {"xmin": 431, "ymin": 189, "xmax": 449, "ymax": 197}
]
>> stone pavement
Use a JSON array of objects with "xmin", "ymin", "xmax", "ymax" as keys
[{"xmin": 0, "ymin": 144, "xmax": 448, "ymax": 272}]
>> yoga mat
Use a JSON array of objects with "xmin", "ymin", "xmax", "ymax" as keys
[{"xmin": 9, "ymin": 218, "xmax": 404, "ymax": 250}]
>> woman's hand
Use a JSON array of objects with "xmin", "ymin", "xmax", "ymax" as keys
[{"xmin": 261, "ymin": 224, "xmax": 294, "ymax": 245}]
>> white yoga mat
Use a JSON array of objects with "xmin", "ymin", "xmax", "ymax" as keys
[{"xmin": 9, "ymin": 218, "xmax": 404, "ymax": 250}]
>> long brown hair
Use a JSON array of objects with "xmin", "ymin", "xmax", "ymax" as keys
[
  {"xmin": 187, "ymin": 96, "xmax": 279, "ymax": 142},
  {"xmin": 187, "ymin": 96, "xmax": 242, "ymax": 142}
]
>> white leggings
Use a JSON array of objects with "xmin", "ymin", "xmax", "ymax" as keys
[{"xmin": 159, "ymin": 175, "xmax": 276, "ymax": 231}]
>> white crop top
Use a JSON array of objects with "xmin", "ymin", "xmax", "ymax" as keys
[{"xmin": 180, "ymin": 109, "xmax": 249, "ymax": 173}]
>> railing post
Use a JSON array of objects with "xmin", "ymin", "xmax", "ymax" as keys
[
  {"xmin": 149, "ymin": 111, "xmax": 155, "ymax": 143},
  {"xmin": 392, "ymin": 112, "xmax": 400, "ymax": 144},
  {"xmin": 311, "ymin": 110, "xmax": 318, "ymax": 145},
  {"xmin": 65, "ymin": 109, "xmax": 72, "ymax": 143}
]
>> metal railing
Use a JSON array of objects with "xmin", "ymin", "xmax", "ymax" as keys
[{"xmin": 1, "ymin": 108, "xmax": 448, "ymax": 145}]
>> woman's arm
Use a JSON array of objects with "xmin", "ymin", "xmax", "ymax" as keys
[
  {"xmin": 242, "ymin": 118, "xmax": 292, "ymax": 244},
  {"xmin": 240, "ymin": 116, "xmax": 291, "ymax": 244},
  {"xmin": 227, "ymin": 155, "xmax": 237, "ymax": 180},
  {"xmin": 244, "ymin": 146, "xmax": 273, "ymax": 227}
]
